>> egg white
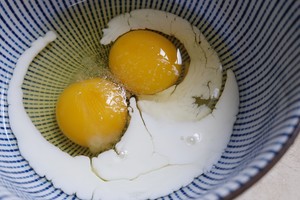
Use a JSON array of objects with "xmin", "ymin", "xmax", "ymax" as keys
[
  {"xmin": 7, "ymin": 9, "xmax": 239, "ymax": 200},
  {"xmin": 101, "ymin": 9, "xmax": 223, "ymax": 121},
  {"xmin": 92, "ymin": 97, "xmax": 169, "ymax": 181}
]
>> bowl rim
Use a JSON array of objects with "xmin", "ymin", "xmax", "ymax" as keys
[{"xmin": 224, "ymin": 122, "xmax": 300, "ymax": 199}]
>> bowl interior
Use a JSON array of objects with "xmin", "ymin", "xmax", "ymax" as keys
[
  {"xmin": 22, "ymin": 21, "xmax": 192, "ymax": 157},
  {"xmin": 0, "ymin": 0, "xmax": 299, "ymax": 199}
]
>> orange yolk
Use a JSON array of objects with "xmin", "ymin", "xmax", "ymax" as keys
[
  {"xmin": 109, "ymin": 30, "xmax": 182, "ymax": 95},
  {"xmin": 56, "ymin": 78, "xmax": 128, "ymax": 153}
]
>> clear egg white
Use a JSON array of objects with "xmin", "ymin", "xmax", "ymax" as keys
[{"xmin": 7, "ymin": 9, "xmax": 239, "ymax": 200}]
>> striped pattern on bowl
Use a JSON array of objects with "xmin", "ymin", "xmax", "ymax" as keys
[{"xmin": 0, "ymin": 0, "xmax": 299, "ymax": 199}]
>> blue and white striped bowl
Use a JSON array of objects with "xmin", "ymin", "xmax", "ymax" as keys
[{"xmin": 1, "ymin": 0, "xmax": 299, "ymax": 199}]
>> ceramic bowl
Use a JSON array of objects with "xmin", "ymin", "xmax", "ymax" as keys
[{"xmin": 1, "ymin": 0, "xmax": 299, "ymax": 199}]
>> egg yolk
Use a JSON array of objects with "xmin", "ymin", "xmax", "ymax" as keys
[
  {"xmin": 56, "ymin": 78, "xmax": 128, "ymax": 153},
  {"xmin": 109, "ymin": 30, "xmax": 182, "ymax": 95}
]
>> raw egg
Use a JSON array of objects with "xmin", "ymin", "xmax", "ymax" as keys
[
  {"xmin": 56, "ymin": 78, "xmax": 128, "ymax": 153},
  {"xmin": 8, "ymin": 9, "xmax": 239, "ymax": 200},
  {"xmin": 109, "ymin": 30, "xmax": 182, "ymax": 95}
]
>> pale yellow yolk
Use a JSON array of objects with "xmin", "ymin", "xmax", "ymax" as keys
[
  {"xmin": 109, "ymin": 30, "xmax": 182, "ymax": 95},
  {"xmin": 56, "ymin": 78, "xmax": 128, "ymax": 153}
]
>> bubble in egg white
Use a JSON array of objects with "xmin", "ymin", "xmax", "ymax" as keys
[
  {"xmin": 7, "ymin": 9, "xmax": 239, "ymax": 200},
  {"xmin": 183, "ymin": 133, "xmax": 202, "ymax": 146},
  {"xmin": 117, "ymin": 149, "xmax": 128, "ymax": 159}
]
